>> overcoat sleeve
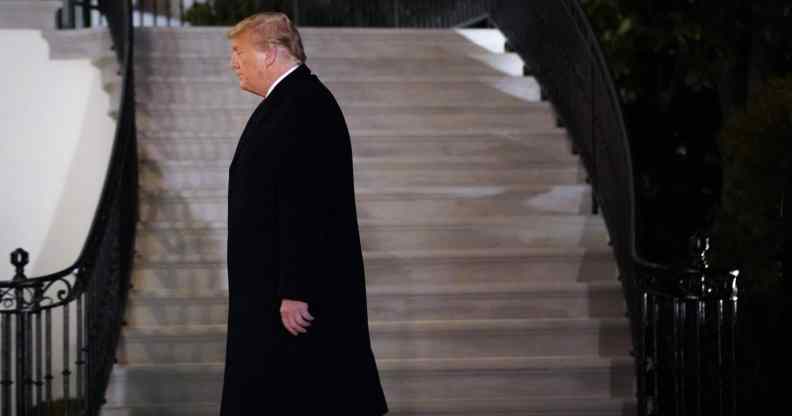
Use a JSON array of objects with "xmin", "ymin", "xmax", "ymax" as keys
[{"xmin": 273, "ymin": 101, "xmax": 329, "ymax": 304}]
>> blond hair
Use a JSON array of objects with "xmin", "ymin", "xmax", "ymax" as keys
[{"xmin": 226, "ymin": 12, "xmax": 306, "ymax": 63}]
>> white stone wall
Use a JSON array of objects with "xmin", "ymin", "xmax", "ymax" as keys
[{"xmin": 0, "ymin": 28, "xmax": 115, "ymax": 280}]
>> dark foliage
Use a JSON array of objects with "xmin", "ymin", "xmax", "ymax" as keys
[{"xmin": 582, "ymin": 0, "xmax": 792, "ymax": 262}]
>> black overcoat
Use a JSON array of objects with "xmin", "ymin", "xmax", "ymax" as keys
[{"xmin": 219, "ymin": 64, "xmax": 389, "ymax": 415}]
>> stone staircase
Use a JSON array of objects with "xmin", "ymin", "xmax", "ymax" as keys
[{"xmin": 103, "ymin": 27, "xmax": 636, "ymax": 415}]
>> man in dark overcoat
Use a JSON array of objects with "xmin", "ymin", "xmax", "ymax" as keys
[{"xmin": 219, "ymin": 12, "xmax": 389, "ymax": 415}]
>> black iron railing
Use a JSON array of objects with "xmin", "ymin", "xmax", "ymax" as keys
[
  {"xmin": 490, "ymin": 1, "xmax": 741, "ymax": 415},
  {"xmin": 635, "ymin": 240, "xmax": 739, "ymax": 416},
  {"xmin": 1, "ymin": 1, "xmax": 136, "ymax": 415}
]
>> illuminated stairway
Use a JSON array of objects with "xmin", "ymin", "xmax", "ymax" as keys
[{"xmin": 103, "ymin": 27, "xmax": 635, "ymax": 415}]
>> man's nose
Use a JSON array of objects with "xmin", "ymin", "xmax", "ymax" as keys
[{"xmin": 229, "ymin": 54, "xmax": 237, "ymax": 70}]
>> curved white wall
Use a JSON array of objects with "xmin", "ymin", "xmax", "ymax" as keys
[{"xmin": 0, "ymin": 29, "xmax": 115, "ymax": 281}]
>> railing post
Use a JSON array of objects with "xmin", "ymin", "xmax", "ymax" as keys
[
  {"xmin": 61, "ymin": 0, "xmax": 76, "ymax": 28},
  {"xmin": 34, "ymin": 283, "xmax": 44, "ymax": 414},
  {"xmin": 393, "ymin": 0, "xmax": 399, "ymax": 28},
  {"xmin": 1, "ymin": 313, "xmax": 10, "ymax": 416},
  {"xmin": 292, "ymin": 0, "xmax": 300, "ymax": 26},
  {"xmin": 82, "ymin": 0, "xmax": 94, "ymax": 28},
  {"xmin": 10, "ymin": 249, "xmax": 30, "ymax": 416}
]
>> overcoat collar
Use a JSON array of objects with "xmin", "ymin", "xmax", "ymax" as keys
[
  {"xmin": 250, "ymin": 63, "xmax": 311, "ymax": 126},
  {"xmin": 230, "ymin": 64, "xmax": 312, "ymax": 171}
]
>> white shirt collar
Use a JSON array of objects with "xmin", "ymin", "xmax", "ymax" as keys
[{"xmin": 266, "ymin": 64, "xmax": 301, "ymax": 98}]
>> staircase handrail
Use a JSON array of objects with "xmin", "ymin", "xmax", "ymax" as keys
[{"xmin": 489, "ymin": 1, "xmax": 740, "ymax": 415}]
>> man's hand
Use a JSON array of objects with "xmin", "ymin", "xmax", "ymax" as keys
[{"xmin": 280, "ymin": 298, "xmax": 314, "ymax": 336}]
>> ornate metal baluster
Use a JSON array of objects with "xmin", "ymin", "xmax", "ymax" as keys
[
  {"xmin": 16, "ymin": 308, "xmax": 24, "ymax": 416},
  {"xmin": 14, "ymin": 308, "xmax": 28, "ymax": 415},
  {"xmin": 25, "ymin": 305, "xmax": 33, "ymax": 413},
  {"xmin": 679, "ymin": 300, "xmax": 686, "ymax": 416},
  {"xmin": 717, "ymin": 299, "xmax": 724, "ymax": 416},
  {"xmin": 63, "ymin": 301, "xmax": 71, "ymax": 416},
  {"xmin": 640, "ymin": 291, "xmax": 650, "ymax": 415},
  {"xmin": 85, "ymin": 273, "xmax": 94, "ymax": 411},
  {"xmin": 77, "ymin": 288, "xmax": 85, "ymax": 412},
  {"xmin": 672, "ymin": 298, "xmax": 679, "ymax": 415},
  {"xmin": 11, "ymin": 249, "xmax": 29, "ymax": 416},
  {"xmin": 653, "ymin": 296, "xmax": 660, "ymax": 415},
  {"xmin": 1, "ymin": 313, "xmax": 10, "ymax": 416},
  {"xmin": 45, "ymin": 308, "xmax": 52, "ymax": 413},
  {"xmin": 696, "ymin": 300, "xmax": 704, "ymax": 416},
  {"xmin": 34, "ymin": 297, "xmax": 42, "ymax": 416},
  {"xmin": 728, "ymin": 296, "xmax": 737, "ymax": 416}
]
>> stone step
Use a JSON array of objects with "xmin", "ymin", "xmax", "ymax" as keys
[
  {"xmin": 140, "ymin": 153, "xmax": 577, "ymax": 168},
  {"xmin": 136, "ymin": 27, "xmax": 502, "ymax": 58},
  {"xmin": 106, "ymin": 356, "xmax": 635, "ymax": 406},
  {"xmin": 138, "ymin": 131, "xmax": 574, "ymax": 163},
  {"xmin": 134, "ymin": 215, "xmax": 610, "ymax": 261},
  {"xmin": 135, "ymin": 104, "xmax": 559, "ymax": 136},
  {"xmin": 119, "ymin": 318, "xmax": 630, "ymax": 364},
  {"xmin": 139, "ymin": 160, "xmax": 583, "ymax": 191},
  {"xmin": 134, "ymin": 53, "xmax": 526, "ymax": 80},
  {"xmin": 133, "ymin": 77, "xmax": 541, "ymax": 108},
  {"xmin": 0, "ymin": 1, "xmax": 60, "ymax": 30},
  {"xmin": 139, "ymin": 149, "xmax": 576, "ymax": 168},
  {"xmin": 132, "ymin": 247, "xmax": 618, "ymax": 293},
  {"xmin": 101, "ymin": 396, "xmax": 637, "ymax": 416},
  {"xmin": 41, "ymin": 28, "xmax": 115, "ymax": 60},
  {"xmin": 124, "ymin": 279, "xmax": 625, "ymax": 327},
  {"xmin": 140, "ymin": 184, "xmax": 593, "ymax": 225}
]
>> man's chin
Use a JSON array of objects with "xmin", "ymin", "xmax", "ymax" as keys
[{"xmin": 239, "ymin": 84, "xmax": 264, "ymax": 97}]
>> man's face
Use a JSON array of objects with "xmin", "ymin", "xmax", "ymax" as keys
[{"xmin": 230, "ymin": 31, "xmax": 267, "ymax": 95}]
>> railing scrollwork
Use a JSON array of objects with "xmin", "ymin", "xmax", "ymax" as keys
[{"xmin": 1, "ymin": 250, "xmax": 82, "ymax": 314}]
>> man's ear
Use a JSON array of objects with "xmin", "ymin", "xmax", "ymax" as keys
[{"xmin": 262, "ymin": 46, "xmax": 277, "ymax": 67}]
